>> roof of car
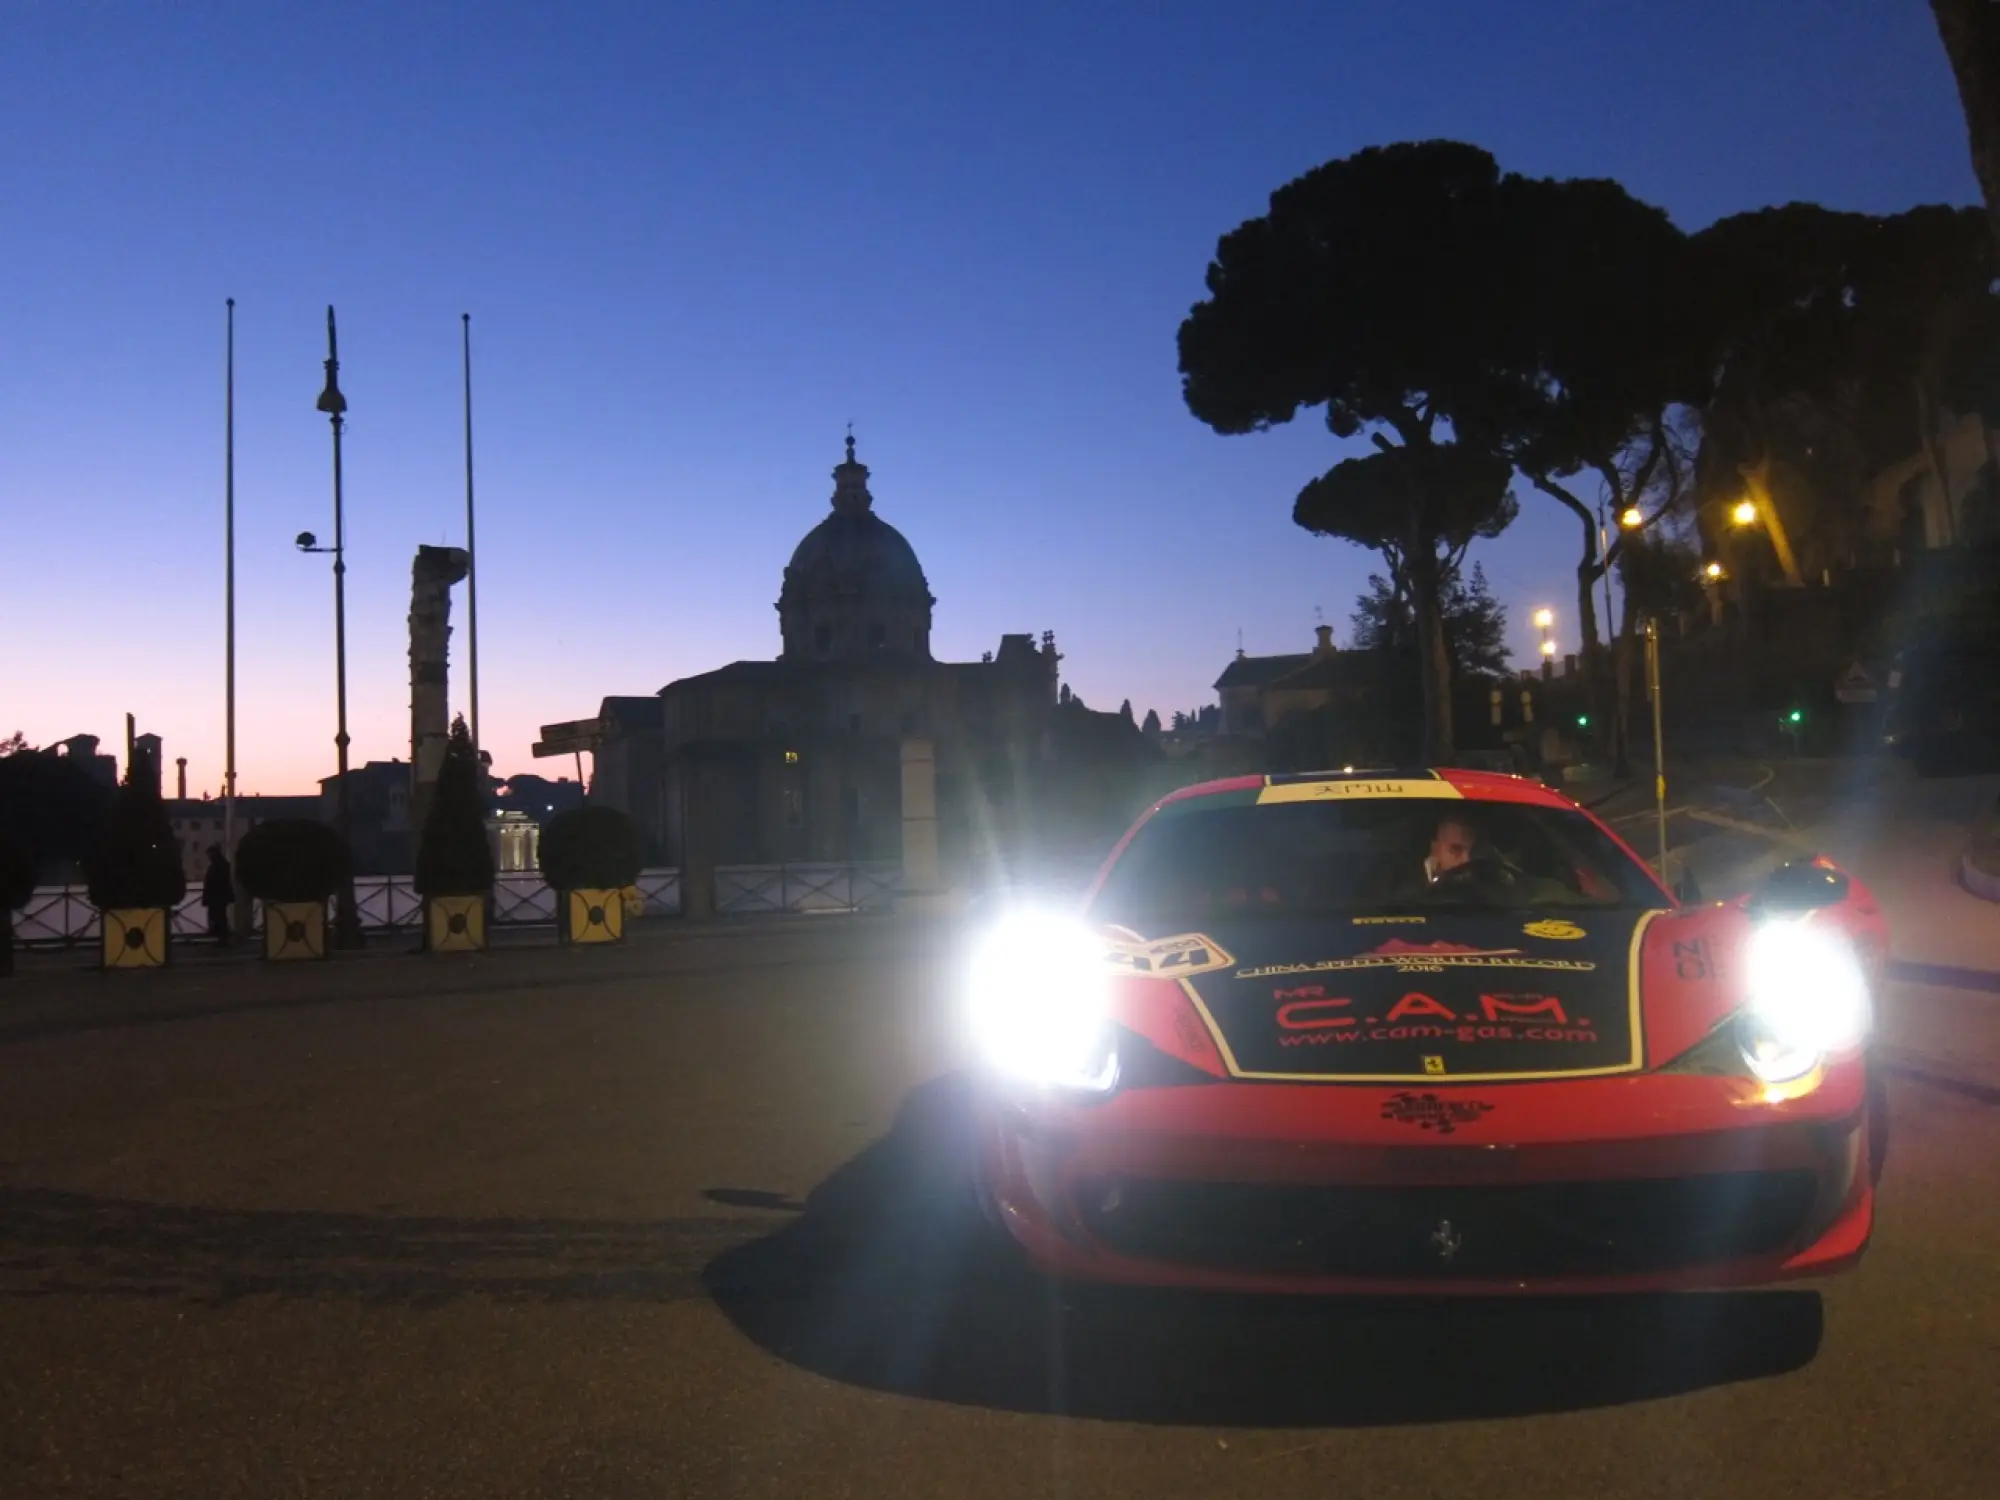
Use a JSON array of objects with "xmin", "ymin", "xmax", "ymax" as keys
[{"xmin": 1154, "ymin": 767, "xmax": 1582, "ymax": 813}]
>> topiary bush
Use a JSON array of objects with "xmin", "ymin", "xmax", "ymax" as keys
[
  {"xmin": 85, "ymin": 749, "xmax": 186, "ymax": 911},
  {"xmin": 0, "ymin": 824, "xmax": 34, "ymax": 915},
  {"xmin": 415, "ymin": 716, "xmax": 495, "ymax": 898},
  {"xmin": 538, "ymin": 806, "xmax": 642, "ymax": 892},
  {"xmin": 0, "ymin": 825, "xmax": 32, "ymax": 978},
  {"xmin": 237, "ymin": 819, "xmax": 350, "ymax": 904}
]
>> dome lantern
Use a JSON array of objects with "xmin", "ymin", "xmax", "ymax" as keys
[{"xmin": 777, "ymin": 435, "xmax": 935, "ymax": 663}]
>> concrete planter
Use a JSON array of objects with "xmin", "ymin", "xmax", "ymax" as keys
[
  {"xmin": 101, "ymin": 907, "xmax": 169, "ymax": 969},
  {"xmin": 425, "ymin": 894, "xmax": 488, "ymax": 953},
  {"xmin": 262, "ymin": 899, "xmax": 328, "ymax": 961},
  {"xmin": 558, "ymin": 888, "xmax": 624, "ymax": 945}
]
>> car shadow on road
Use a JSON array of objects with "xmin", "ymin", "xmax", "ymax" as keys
[{"xmin": 703, "ymin": 1072, "xmax": 1826, "ymax": 1428}]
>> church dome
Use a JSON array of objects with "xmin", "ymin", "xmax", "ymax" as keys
[
  {"xmin": 783, "ymin": 511, "xmax": 928, "ymax": 598},
  {"xmin": 778, "ymin": 437, "xmax": 935, "ymax": 662}
]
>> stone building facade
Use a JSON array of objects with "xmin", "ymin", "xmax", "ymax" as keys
[{"xmin": 541, "ymin": 440, "xmax": 1070, "ymax": 873}]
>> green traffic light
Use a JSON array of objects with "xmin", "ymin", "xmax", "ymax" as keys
[
  {"xmin": 1576, "ymin": 714, "xmax": 1589, "ymax": 727},
  {"xmin": 1787, "ymin": 710, "xmax": 1803, "ymax": 724}
]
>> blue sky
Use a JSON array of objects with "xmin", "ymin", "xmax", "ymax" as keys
[{"xmin": 0, "ymin": 0, "xmax": 1980, "ymax": 790}]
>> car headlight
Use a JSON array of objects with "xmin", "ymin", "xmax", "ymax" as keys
[
  {"xmin": 1738, "ymin": 919, "xmax": 1872, "ymax": 1083},
  {"xmin": 964, "ymin": 909, "xmax": 1119, "ymax": 1092}
]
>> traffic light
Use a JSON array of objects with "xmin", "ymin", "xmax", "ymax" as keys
[
  {"xmin": 1576, "ymin": 714, "xmax": 1590, "ymax": 728},
  {"xmin": 1786, "ymin": 709, "xmax": 1803, "ymax": 725}
]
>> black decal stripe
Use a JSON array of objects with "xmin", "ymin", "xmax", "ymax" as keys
[{"xmin": 1175, "ymin": 910, "xmax": 1662, "ymax": 1085}]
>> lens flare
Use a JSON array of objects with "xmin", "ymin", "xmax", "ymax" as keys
[
  {"xmin": 964, "ymin": 909, "xmax": 1118, "ymax": 1091},
  {"xmin": 1739, "ymin": 920, "xmax": 1870, "ymax": 1082}
]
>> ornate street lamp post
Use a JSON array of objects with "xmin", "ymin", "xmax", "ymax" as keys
[{"xmin": 297, "ymin": 305, "xmax": 363, "ymax": 948}]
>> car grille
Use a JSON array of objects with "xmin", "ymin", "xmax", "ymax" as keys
[{"xmin": 1072, "ymin": 1171, "xmax": 1822, "ymax": 1279}]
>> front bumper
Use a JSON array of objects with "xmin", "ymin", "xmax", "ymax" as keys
[{"xmin": 978, "ymin": 1067, "xmax": 1874, "ymax": 1295}]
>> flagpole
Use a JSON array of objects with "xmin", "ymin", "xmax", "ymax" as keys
[
  {"xmin": 224, "ymin": 298, "xmax": 238, "ymax": 857},
  {"xmin": 462, "ymin": 312, "xmax": 480, "ymax": 757}
]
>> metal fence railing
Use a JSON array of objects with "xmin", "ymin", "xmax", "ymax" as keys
[
  {"xmin": 633, "ymin": 868, "xmax": 682, "ymax": 916},
  {"xmin": 711, "ymin": 862, "xmax": 899, "ymax": 915},
  {"xmin": 15, "ymin": 862, "xmax": 904, "ymax": 949},
  {"xmin": 13, "ymin": 867, "xmax": 696, "ymax": 950}
]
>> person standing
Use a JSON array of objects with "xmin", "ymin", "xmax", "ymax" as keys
[{"xmin": 202, "ymin": 844, "xmax": 235, "ymax": 945}]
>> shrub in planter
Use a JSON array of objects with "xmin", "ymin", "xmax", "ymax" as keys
[
  {"xmin": 539, "ymin": 806, "xmax": 642, "ymax": 944},
  {"xmin": 237, "ymin": 819, "xmax": 349, "ymax": 960},
  {"xmin": 86, "ymin": 750, "xmax": 185, "ymax": 969},
  {"xmin": 1, "ymin": 824, "xmax": 35, "ymax": 979},
  {"xmin": 415, "ymin": 716, "xmax": 494, "ymax": 952}
]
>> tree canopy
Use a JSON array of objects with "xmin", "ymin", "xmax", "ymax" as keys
[
  {"xmin": 1182, "ymin": 136, "xmax": 2000, "ymax": 766},
  {"xmin": 1492, "ymin": 174, "xmax": 1705, "ymax": 661},
  {"xmin": 84, "ymin": 746, "xmax": 185, "ymax": 911},
  {"xmin": 0, "ymin": 742, "xmax": 110, "ymax": 883},
  {"xmin": 1932, "ymin": 0, "xmax": 2000, "ymax": 250},
  {"xmin": 538, "ymin": 806, "xmax": 643, "ymax": 892},
  {"xmin": 1689, "ymin": 201, "xmax": 2000, "ymax": 577},
  {"xmin": 1351, "ymin": 561, "xmax": 1510, "ymax": 679},
  {"xmin": 415, "ymin": 717, "xmax": 495, "ymax": 898},
  {"xmin": 1180, "ymin": 141, "xmax": 1542, "ymax": 759}
]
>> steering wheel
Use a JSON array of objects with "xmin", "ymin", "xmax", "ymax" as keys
[{"xmin": 1430, "ymin": 849, "xmax": 1527, "ymax": 894}]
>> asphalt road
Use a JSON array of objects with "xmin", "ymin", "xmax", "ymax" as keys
[{"xmin": 3, "ymin": 914, "xmax": 1998, "ymax": 1500}]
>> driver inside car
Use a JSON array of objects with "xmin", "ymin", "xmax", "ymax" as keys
[{"xmin": 1425, "ymin": 814, "xmax": 1476, "ymax": 884}]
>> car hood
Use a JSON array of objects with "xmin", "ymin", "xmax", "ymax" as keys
[{"xmin": 1113, "ymin": 908, "xmax": 1663, "ymax": 1083}]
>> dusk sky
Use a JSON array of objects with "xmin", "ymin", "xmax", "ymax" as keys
[{"xmin": 2, "ymin": 1, "xmax": 1981, "ymax": 794}]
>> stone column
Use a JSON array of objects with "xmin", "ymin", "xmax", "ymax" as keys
[
  {"xmin": 897, "ymin": 737, "xmax": 952, "ymax": 913},
  {"xmin": 408, "ymin": 545, "xmax": 471, "ymax": 840},
  {"xmin": 679, "ymin": 761, "xmax": 714, "ymax": 921}
]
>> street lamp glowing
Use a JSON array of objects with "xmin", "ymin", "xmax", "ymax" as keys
[
  {"xmin": 1532, "ymin": 607, "xmax": 1555, "ymax": 630},
  {"xmin": 1731, "ymin": 498, "xmax": 1759, "ymax": 526},
  {"xmin": 1704, "ymin": 560, "xmax": 1725, "ymax": 581},
  {"xmin": 1539, "ymin": 639, "xmax": 1558, "ymax": 658},
  {"xmin": 1619, "ymin": 506, "xmax": 1643, "ymax": 529}
]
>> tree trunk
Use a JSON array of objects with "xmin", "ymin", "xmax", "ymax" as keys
[
  {"xmin": 1615, "ymin": 585, "xmax": 1639, "ymax": 779},
  {"xmin": 1407, "ymin": 546, "xmax": 1454, "ymax": 763},
  {"xmin": 1739, "ymin": 457, "xmax": 1803, "ymax": 586},
  {"xmin": 1534, "ymin": 481, "xmax": 1607, "ymax": 760},
  {"xmin": 1571, "ymin": 508, "xmax": 1607, "ymax": 751},
  {"xmin": 1916, "ymin": 377, "xmax": 1958, "ymax": 547},
  {"xmin": 1573, "ymin": 510, "xmax": 1602, "ymax": 661},
  {"xmin": 1933, "ymin": 0, "xmax": 2000, "ymax": 252}
]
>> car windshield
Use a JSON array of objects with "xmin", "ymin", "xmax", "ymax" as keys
[{"xmin": 1091, "ymin": 794, "xmax": 1665, "ymax": 929}]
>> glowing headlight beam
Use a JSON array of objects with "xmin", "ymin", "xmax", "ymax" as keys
[
  {"xmin": 1739, "ymin": 919, "xmax": 1871, "ymax": 1083},
  {"xmin": 964, "ymin": 909, "xmax": 1119, "ymax": 1091}
]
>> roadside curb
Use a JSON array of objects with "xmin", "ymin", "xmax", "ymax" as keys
[
  {"xmin": 1881, "ymin": 1046, "xmax": 2000, "ymax": 1107},
  {"xmin": 1963, "ymin": 853, "xmax": 2000, "ymax": 904}
]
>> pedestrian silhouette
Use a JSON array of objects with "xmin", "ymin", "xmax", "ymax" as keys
[{"xmin": 202, "ymin": 845, "xmax": 234, "ymax": 945}]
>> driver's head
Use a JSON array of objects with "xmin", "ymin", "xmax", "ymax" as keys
[{"xmin": 1430, "ymin": 815, "xmax": 1474, "ymax": 875}]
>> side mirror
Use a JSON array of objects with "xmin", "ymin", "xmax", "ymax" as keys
[{"xmin": 1750, "ymin": 858, "xmax": 1850, "ymax": 914}]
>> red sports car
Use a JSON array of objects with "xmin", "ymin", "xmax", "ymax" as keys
[{"xmin": 964, "ymin": 769, "xmax": 1888, "ymax": 1295}]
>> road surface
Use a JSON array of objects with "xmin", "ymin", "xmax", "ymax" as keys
[{"xmin": 2, "ymin": 889, "xmax": 1997, "ymax": 1499}]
